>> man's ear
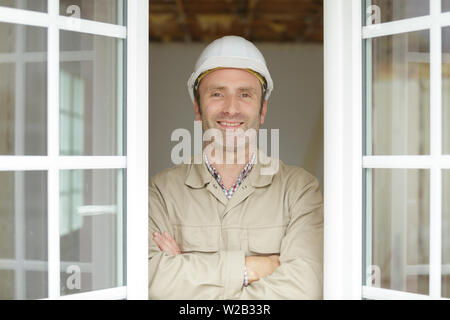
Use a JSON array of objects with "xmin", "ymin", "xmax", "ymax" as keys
[
  {"xmin": 260, "ymin": 100, "xmax": 268, "ymax": 125},
  {"xmin": 194, "ymin": 100, "xmax": 201, "ymax": 121}
]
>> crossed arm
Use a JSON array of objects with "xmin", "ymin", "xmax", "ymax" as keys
[{"xmin": 153, "ymin": 231, "xmax": 280, "ymax": 284}]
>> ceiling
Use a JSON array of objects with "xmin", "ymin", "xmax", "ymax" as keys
[{"xmin": 149, "ymin": 0, "xmax": 323, "ymax": 43}]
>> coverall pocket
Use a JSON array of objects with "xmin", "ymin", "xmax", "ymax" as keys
[
  {"xmin": 247, "ymin": 225, "xmax": 287, "ymax": 255},
  {"xmin": 174, "ymin": 225, "xmax": 221, "ymax": 253}
]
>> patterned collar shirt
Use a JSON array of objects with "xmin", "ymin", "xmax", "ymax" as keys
[{"xmin": 204, "ymin": 152, "xmax": 256, "ymax": 199}]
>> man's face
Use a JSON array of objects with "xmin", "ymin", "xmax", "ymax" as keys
[{"xmin": 194, "ymin": 68, "xmax": 268, "ymax": 151}]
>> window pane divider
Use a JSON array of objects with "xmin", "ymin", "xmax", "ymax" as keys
[
  {"xmin": 363, "ymin": 155, "xmax": 450, "ymax": 169},
  {"xmin": 47, "ymin": 0, "xmax": 60, "ymax": 300},
  {"xmin": 57, "ymin": 16, "xmax": 126, "ymax": 38},
  {"xmin": 0, "ymin": 156, "xmax": 127, "ymax": 171},
  {"xmin": 440, "ymin": 11, "xmax": 450, "ymax": 28},
  {"xmin": 0, "ymin": 259, "xmax": 93, "ymax": 272},
  {"xmin": 0, "ymin": 6, "xmax": 126, "ymax": 39},
  {"xmin": 0, "ymin": 50, "xmax": 96, "ymax": 63},
  {"xmin": 41, "ymin": 286, "xmax": 127, "ymax": 300},
  {"xmin": 405, "ymin": 263, "xmax": 450, "ymax": 275},
  {"xmin": 0, "ymin": 6, "xmax": 49, "ymax": 27},
  {"xmin": 363, "ymin": 15, "xmax": 432, "ymax": 39},
  {"xmin": 429, "ymin": 0, "xmax": 442, "ymax": 299},
  {"xmin": 363, "ymin": 11, "xmax": 450, "ymax": 39},
  {"xmin": 362, "ymin": 286, "xmax": 448, "ymax": 300}
]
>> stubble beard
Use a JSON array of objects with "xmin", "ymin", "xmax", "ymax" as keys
[{"xmin": 201, "ymin": 115, "xmax": 260, "ymax": 165}]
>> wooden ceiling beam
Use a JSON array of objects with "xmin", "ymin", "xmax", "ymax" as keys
[
  {"xmin": 174, "ymin": 0, "xmax": 191, "ymax": 41},
  {"xmin": 149, "ymin": 1, "xmax": 177, "ymax": 14},
  {"xmin": 244, "ymin": 0, "xmax": 258, "ymax": 38},
  {"xmin": 183, "ymin": 0, "xmax": 247, "ymax": 14},
  {"xmin": 149, "ymin": 0, "xmax": 324, "ymax": 43}
]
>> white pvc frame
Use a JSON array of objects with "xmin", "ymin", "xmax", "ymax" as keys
[
  {"xmin": 324, "ymin": 0, "xmax": 449, "ymax": 300},
  {"xmin": 0, "ymin": 0, "xmax": 148, "ymax": 300}
]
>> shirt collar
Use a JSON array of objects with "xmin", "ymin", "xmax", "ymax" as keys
[
  {"xmin": 204, "ymin": 152, "xmax": 256, "ymax": 199},
  {"xmin": 184, "ymin": 148, "xmax": 277, "ymax": 189}
]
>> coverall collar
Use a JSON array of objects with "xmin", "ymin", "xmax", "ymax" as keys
[{"xmin": 185, "ymin": 148, "xmax": 276, "ymax": 189}]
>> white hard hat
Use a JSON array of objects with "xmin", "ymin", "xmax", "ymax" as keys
[{"xmin": 187, "ymin": 35, "xmax": 273, "ymax": 104}]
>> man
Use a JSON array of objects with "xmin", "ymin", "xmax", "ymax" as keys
[{"xmin": 148, "ymin": 36, "xmax": 323, "ymax": 299}]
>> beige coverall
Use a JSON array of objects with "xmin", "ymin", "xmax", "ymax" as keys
[{"xmin": 148, "ymin": 152, "xmax": 323, "ymax": 299}]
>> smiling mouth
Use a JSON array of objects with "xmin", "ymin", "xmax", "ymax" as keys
[{"xmin": 216, "ymin": 121, "xmax": 244, "ymax": 129}]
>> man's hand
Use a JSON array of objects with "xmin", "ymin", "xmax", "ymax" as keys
[
  {"xmin": 245, "ymin": 255, "xmax": 280, "ymax": 284},
  {"xmin": 153, "ymin": 231, "xmax": 181, "ymax": 255}
]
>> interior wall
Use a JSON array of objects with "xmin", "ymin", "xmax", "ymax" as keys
[{"xmin": 149, "ymin": 41, "xmax": 324, "ymax": 190}]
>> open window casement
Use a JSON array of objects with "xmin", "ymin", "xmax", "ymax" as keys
[{"xmin": 324, "ymin": 0, "xmax": 450, "ymax": 300}]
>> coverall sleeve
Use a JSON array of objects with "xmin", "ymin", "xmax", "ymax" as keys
[
  {"xmin": 148, "ymin": 181, "xmax": 246, "ymax": 300},
  {"xmin": 236, "ymin": 175, "xmax": 324, "ymax": 300}
]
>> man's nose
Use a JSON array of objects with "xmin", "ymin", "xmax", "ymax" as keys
[{"xmin": 223, "ymin": 95, "xmax": 239, "ymax": 115}]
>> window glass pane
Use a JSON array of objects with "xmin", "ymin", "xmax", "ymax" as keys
[
  {"xmin": 59, "ymin": 169, "xmax": 125, "ymax": 296},
  {"xmin": 365, "ymin": 0, "xmax": 429, "ymax": 25},
  {"xmin": 365, "ymin": 30, "xmax": 430, "ymax": 155},
  {"xmin": 60, "ymin": 31, "xmax": 124, "ymax": 156},
  {"xmin": 0, "ymin": 23, "xmax": 47, "ymax": 155},
  {"xmin": 59, "ymin": 0, "xmax": 125, "ymax": 25},
  {"xmin": 443, "ymin": 0, "xmax": 450, "ymax": 12},
  {"xmin": 0, "ymin": 270, "xmax": 14, "ymax": 299},
  {"xmin": 25, "ymin": 271, "xmax": 47, "ymax": 300},
  {"xmin": 443, "ymin": 170, "xmax": 450, "ymax": 298},
  {"xmin": 0, "ymin": 0, "xmax": 46, "ymax": 12},
  {"xmin": 0, "ymin": 171, "xmax": 47, "ymax": 299},
  {"xmin": 444, "ymin": 27, "xmax": 450, "ymax": 154},
  {"xmin": 364, "ymin": 169, "xmax": 429, "ymax": 295}
]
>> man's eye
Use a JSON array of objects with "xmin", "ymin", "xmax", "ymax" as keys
[
  {"xmin": 241, "ymin": 93, "xmax": 251, "ymax": 98},
  {"xmin": 212, "ymin": 92, "xmax": 222, "ymax": 97}
]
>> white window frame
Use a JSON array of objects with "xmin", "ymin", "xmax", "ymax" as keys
[
  {"xmin": 0, "ymin": 0, "xmax": 148, "ymax": 299},
  {"xmin": 324, "ymin": 0, "xmax": 450, "ymax": 300}
]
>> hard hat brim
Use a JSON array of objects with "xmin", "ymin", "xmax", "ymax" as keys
[{"xmin": 187, "ymin": 56, "xmax": 274, "ymax": 104}]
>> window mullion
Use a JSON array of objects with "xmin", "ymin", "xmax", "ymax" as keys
[
  {"xmin": 47, "ymin": 0, "xmax": 61, "ymax": 299},
  {"xmin": 429, "ymin": 0, "xmax": 443, "ymax": 299},
  {"xmin": 126, "ymin": 0, "xmax": 149, "ymax": 300},
  {"xmin": 13, "ymin": 6, "xmax": 26, "ymax": 298}
]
